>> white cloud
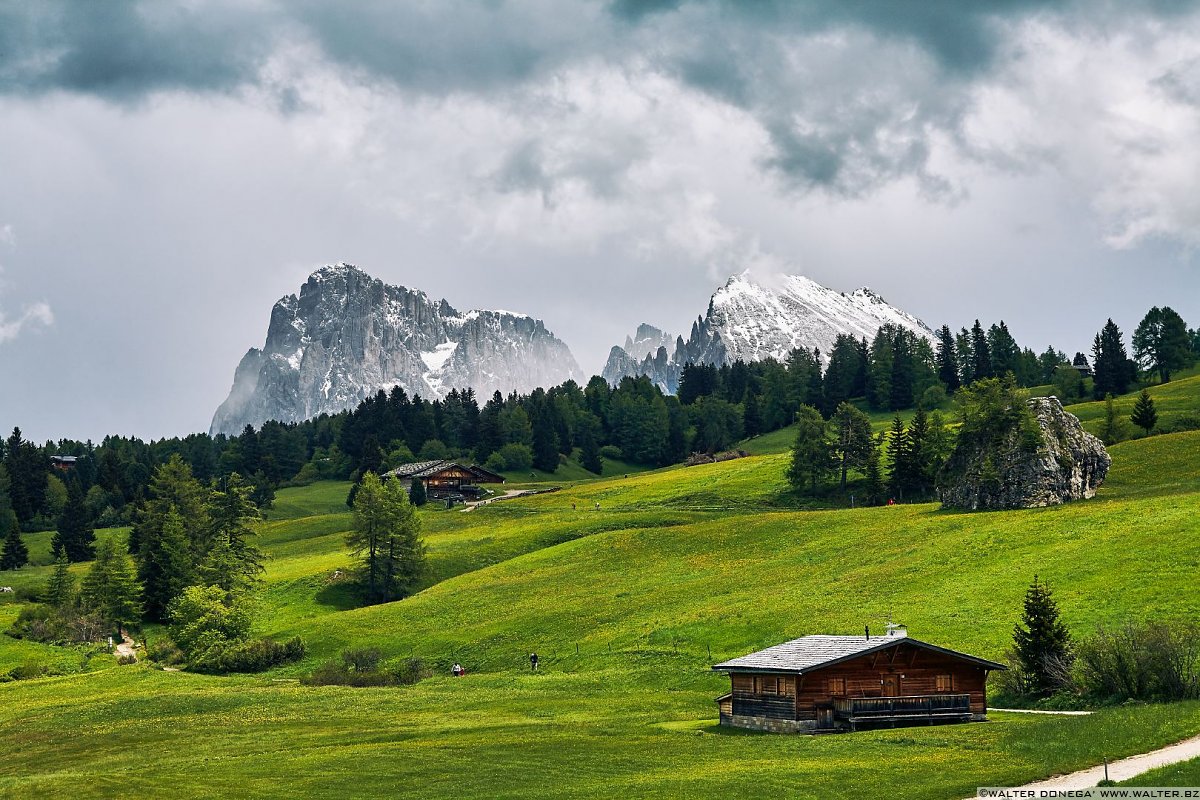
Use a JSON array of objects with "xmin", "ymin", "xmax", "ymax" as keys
[
  {"xmin": 0, "ymin": 300, "xmax": 53, "ymax": 344},
  {"xmin": 0, "ymin": 224, "xmax": 14, "ymax": 246}
]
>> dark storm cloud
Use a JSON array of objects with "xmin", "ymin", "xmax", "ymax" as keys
[
  {"xmin": 3, "ymin": 0, "xmax": 1200, "ymax": 196},
  {"xmin": 0, "ymin": 1, "xmax": 273, "ymax": 99}
]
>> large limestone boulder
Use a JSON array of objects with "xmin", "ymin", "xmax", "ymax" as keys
[{"xmin": 939, "ymin": 396, "xmax": 1111, "ymax": 510}]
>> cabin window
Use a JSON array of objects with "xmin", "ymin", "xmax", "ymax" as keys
[
  {"xmin": 827, "ymin": 676, "xmax": 847, "ymax": 696},
  {"xmin": 936, "ymin": 674, "xmax": 953, "ymax": 692},
  {"xmin": 755, "ymin": 676, "xmax": 779, "ymax": 695}
]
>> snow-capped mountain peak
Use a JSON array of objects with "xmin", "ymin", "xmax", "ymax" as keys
[
  {"xmin": 210, "ymin": 264, "xmax": 580, "ymax": 434},
  {"xmin": 602, "ymin": 270, "xmax": 934, "ymax": 391}
]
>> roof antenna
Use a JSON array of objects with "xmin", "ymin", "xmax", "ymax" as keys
[{"xmin": 865, "ymin": 625, "xmax": 870, "ymax": 641}]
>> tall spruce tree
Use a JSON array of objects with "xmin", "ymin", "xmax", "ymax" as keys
[
  {"xmin": 970, "ymin": 320, "xmax": 992, "ymax": 383},
  {"xmin": 935, "ymin": 325, "xmax": 960, "ymax": 392},
  {"xmin": 208, "ymin": 473, "xmax": 263, "ymax": 589},
  {"xmin": 1012, "ymin": 576, "xmax": 1072, "ymax": 696},
  {"xmin": 52, "ymin": 478, "xmax": 95, "ymax": 562},
  {"xmin": 0, "ymin": 524, "xmax": 28, "ymax": 570},
  {"xmin": 1092, "ymin": 319, "xmax": 1135, "ymax": 399},
  {"xmin": 1130, "ymin": 389, "xmax": 1158, "ymax": 434},
  {"xmin": 885, "ymin": 415, "xmax": 914, "ymax": 500}
]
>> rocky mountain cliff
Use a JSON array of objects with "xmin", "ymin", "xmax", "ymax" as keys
[
  {"xmin": 211, "ymin": 264, "xmax": 580, "ymax": 434},
  {"xmin": 939, "ymin": 396, "xmax": 1111, "ymax": 510},
  {"xmin": 602, "ymin": 271, "xmax": 935, "ymax": 392}
]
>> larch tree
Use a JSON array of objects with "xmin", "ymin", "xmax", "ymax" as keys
[
  {"xmin": 208, "ymin": 472, "xmax": 263, "ymax": 589},
  {"xmin": 81, "ymin": 537, "xmax": 142, "ymax": 634},
  {"xmin": 831, "ymin": 402, "xmax": 874, "ymax": 491},
  {"xmin": 348, "ymin": 472, "xmax": 426, "ymax": 603},
  {"xmin": 45, "ymin": 554, "xmax": 76, "ymax": 608},
  {"xmin": 787, "ymin": 405, "xmax": 833, "ymax": 493}
]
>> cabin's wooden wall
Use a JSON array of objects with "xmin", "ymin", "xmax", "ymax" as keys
[{"xmin": 728, "ymin": 642, "xmax": 993, "ymax": 721}]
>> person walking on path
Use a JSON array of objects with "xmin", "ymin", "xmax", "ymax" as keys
[{"xmin": 530, "ymin": 652, "xmax": 539, "ymax": 672}]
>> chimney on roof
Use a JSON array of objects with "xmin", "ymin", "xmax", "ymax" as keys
[{"xmin": 865, "ymin": 625, "xmax": 870, "ymax": 640}]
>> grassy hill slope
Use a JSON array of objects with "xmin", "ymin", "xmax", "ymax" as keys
[{"xmin": 0, "ymin": 417, "xmax": 1198, "ymax": 797}]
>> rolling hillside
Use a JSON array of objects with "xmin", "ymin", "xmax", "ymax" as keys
[{"xmin": 1, "ymin": 387, "xmax": 1199, "ymax": 797}]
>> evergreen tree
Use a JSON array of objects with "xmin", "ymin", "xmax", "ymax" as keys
[
  {"xmin": 956, "ymin": 328, "xmax": 974, "ymax": 386},
  {"xmin": 52, "ymin": 478, "xmax": 95, "ymax": 562},
  {"xmin": 906, "ymin": 405, "xmax": 933, "ymax": 496},
  {"xmin": 1092, "ymin": 319, "xmax": 1135, "ymax": 399},
  {"xmin": 863, "ymin": 436, "xmax": 885, "ymax": 506},
  {"xmin": 409, "ymin": 478, "xmax": 428, "ymax": 506},
  {"xmin": 1098, "ymin": 394, "xmax": 1129, "ymax": 445},
  {"xmin": 787, "ymin": 406, "xmax": 833, "ymax": 493},
  {"xmin": 81, "ymin": 537, "xmax": 142, "ymax": 633},
  {"xmin": 531, "ymin": 416, "xmax": 560, "ymax": 473},
  {"xmin": 0, "ymin": 524, "xmax": 28, "ymax": 570},
  {"xmin": 1130, "ymin": 389, "xmax": 1158, "ymax": 435},
  {"xmin": 347, "ymin": 472, "xmax": 426, "ymax": 603},
  {"xmin": 1132, "ymin": 306, "xmax": 1193, "ymax": 383},
  {"xmin": 987, "ymin": 321, "xmax": 1021, "ymax": 379},
  {"xmin": 742, "ymin": 388, "xmax": 762, "ymax": 437},
  {"xmin": 45, "ymin": 554, "xmax": 76, "ymax": 608},
  {"xmin": 138, "ymin": 508, "xmax": 194, "ymax": 622},
  {"xmin": 208, "ymin": 473, "xmax": 263, "ymax": 589},
  {"xmin": 1012, "ymin": 576, "xmax": 1072, "ymax": 696},
  {"xmin": 935, "ymin": 325, "xmax": 960, "ymax": 392},
  {"xmin": 885, "ymin": 415, "xmax": 914, "ymax": 500},
  {"xmin": 577, "ymin": 415, "xmax": 604, "ymax": 475},
  {"xmin": 888, "ymin": 330, "xmax": 916, "ymax": 410},
  {"xmin": 831, "ymin": 402, "xmax": 874, "ymax": 491},
  {"xmin": 970, "ymin": 320, "xmax": 992, "ymax": 382}
]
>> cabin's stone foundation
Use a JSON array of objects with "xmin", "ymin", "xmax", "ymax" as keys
[{"xmin": 722, "ymin": 714, "xmax": 818, "ymax": 734}]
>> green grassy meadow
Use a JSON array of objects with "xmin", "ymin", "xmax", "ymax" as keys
[{"xmin": 1, "ymin": 384, "xmax": 1199, "ymax": 797}]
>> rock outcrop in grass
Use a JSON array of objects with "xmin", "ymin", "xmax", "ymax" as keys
[{"xmin": 941, "ymin": 396, "xmax": 1111, "ymax": 510}]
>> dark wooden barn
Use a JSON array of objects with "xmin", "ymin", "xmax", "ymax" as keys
[
  {"xmin": 712, "ymin": 628, "xmax": 1006, "ymax": 733},
  {"xmin": 384, "ymin": 460, "xmax": 505, "ymax": 500}
]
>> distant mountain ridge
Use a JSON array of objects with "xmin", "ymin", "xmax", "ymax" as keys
[
  {"xmin": 601, "ymin": 271, "xmax": 935, "ymax": 392},
  {"xmin": 210, "ymin": 264, "xmax": 580, "ymax": 435}
]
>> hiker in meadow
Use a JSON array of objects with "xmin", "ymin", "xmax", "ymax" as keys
[
  {"xmin": 530, "ymin": 652, "xmax": 539, "ymax": 672},
  {"xmin": 452, "ymin": 662, "xmax": 464, "ymax": 677}
]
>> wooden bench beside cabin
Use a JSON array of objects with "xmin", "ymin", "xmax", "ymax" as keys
[{"xmin": 712, "ymin": 628, "xmax": 1006, "ymax": 733}]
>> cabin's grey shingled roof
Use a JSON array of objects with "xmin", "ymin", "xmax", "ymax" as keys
[
  {"xmin": 711, "ymin": 634, "xmax": 1006, "ymax": 674},
  {"xmin": 385, "ymin": 460, "xmax": 454, "ymax": 479},
  {"xmin": 383, "ymin": 460, "xmax": 505, "ymax": 483}
]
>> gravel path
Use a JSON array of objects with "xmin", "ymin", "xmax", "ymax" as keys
[
  {"xmin": 1003, "ymin": 732, "xmax": 1200, "ymax": 790},
  {"xmin": 114, "ymin": 632, "xmax": 137, "ymax": 662}
]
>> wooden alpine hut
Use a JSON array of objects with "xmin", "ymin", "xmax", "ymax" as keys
[
  {"xmin": 383, "ymin": 460, "xmax": 505, "ymax": 500},
  {"xmin": 712, "ymin": 626, "xmax": 1006, "ymax": 733}
]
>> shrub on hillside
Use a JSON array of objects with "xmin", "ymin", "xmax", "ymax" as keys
[
  {"xmin": 301, "ymin": 650, "xmax": 430, "ymax": 687},
  {"xmin": 146, "ymin": 639, "xmax": 185, "ymax": 666},
  {"xmin": 599, "ymin": 445, "xmax": 623, "ymax": 461},
  {"xmin": 8, "ymin": 605, "xmax": 107, "ymax": 646},
  {"xmin": 189, "ymin": 636, "xmax": 306, "ymax": 674},
  {"xmin": 1163, "ymin": 413, "xmax": 1200, "ymax": 434},
  {"xmin": 1075, "ymin": 620, "xmax": 1200, "ymax": 703}
]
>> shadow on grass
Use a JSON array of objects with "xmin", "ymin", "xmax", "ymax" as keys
[{"xmin": 314, "ymin": 581, "xmax": 364, "ymax": 612}]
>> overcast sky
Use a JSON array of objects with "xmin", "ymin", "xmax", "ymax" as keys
[{"xmin": 2, "ymin": 0, "xmax": 1199, "ymax": 443}]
